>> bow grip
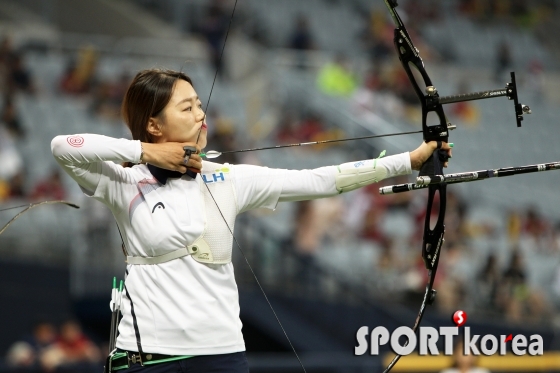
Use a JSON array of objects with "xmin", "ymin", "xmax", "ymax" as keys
[
  {"xmin": 419, "ymin": 142, "xmax": 448, "ymax": 177},
  {"xmin": 183, "ymin": 146, "xmax": 198, "ymax": 179}
]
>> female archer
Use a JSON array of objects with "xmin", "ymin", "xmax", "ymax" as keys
[{"xmin": 51, "ymin": 68, "xmax": 451, "ymax": 372}]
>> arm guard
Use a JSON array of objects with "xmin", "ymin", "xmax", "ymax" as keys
[{"xmin": 335, "ymin": 159, "xmax": 388, "ymax": 193}]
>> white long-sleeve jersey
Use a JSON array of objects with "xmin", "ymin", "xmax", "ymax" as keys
[{"xmin": 51, "ymin": 134, "xmax": 411, "ymax": 356}]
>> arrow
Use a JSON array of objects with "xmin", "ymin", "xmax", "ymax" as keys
[{"xmin": 200, "ymin": 129, "xmax": 435, "ymax": 159}]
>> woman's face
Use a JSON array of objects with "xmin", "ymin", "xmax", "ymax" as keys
[{"xmin": 154, "ymin": 79, "xmax": 207, "ymax": 148}]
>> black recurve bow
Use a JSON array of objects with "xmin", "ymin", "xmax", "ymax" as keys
[{"xmin": 381, "ymin": 1, "xmax": 530, "ymax": 371}]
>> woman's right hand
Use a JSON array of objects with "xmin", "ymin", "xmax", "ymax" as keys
[{"xmin": 141, "ymin": 142, "xmax": 202, "ymax": 174}]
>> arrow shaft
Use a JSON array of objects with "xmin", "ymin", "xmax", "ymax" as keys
[{"xmin": 216, "ymin": 130, "xmax": 422, "ymax": 156}]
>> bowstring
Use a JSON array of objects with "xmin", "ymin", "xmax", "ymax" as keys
[
  {"xmin": 0, "ymin": 201, "xmax": 79, "ymax": 213},
  {"xmin": 195, "ymin": 1, "xmax": 307, "ymax": 372},
  {"xmin": 0, "ymin": 204, "xmax": 31, "ymax": 212},
  {"xmin": 0, "ymin": 201, "xmax": 80, "ymax": 236}
]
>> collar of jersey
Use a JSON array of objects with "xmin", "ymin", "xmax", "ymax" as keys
[{"xmin": 147, "ymin": 164, "xmax": 184, "ymax": 185}]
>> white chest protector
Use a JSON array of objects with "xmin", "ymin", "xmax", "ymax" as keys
[{"xmin": 126, "ymin": 161, "xmax": 237, "ymax": 266}]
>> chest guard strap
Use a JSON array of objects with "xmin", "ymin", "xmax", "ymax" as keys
[{"xmin": 126, "ymin": 237, "xmax": 214, "ymax": 265}]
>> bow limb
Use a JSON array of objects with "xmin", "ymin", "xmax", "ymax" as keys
[
  {"xmin": 0, "ymin": 200, "xmax": 80, "ymax": 236},
  {"xmin": 381, "ymin": 1, "xmax": 449, "ymax": 371}
]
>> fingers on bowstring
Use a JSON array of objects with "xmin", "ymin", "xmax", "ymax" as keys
[{"xmin": 182, "ymin": 143, "xmax": 202, "ymax": 154}]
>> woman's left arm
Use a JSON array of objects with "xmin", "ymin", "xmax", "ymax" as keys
[
  {"xmin": 234, "ymin": 141, "xmax": 451, "ymax": 211},
  {"xmin": 278, "ymin": 152, "xmax": 411, "ymax": 202},
  {"xmin": 233, "ymin": 152, "xmax": 409, "ymax": 214}
]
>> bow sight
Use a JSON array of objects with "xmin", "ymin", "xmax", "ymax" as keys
[{"xmin": 433, "ymin": 72, "xmax": 531, "ymax": 127}]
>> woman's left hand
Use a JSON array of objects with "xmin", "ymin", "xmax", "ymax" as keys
[{"xmin": 409, "ymin": 141, "xmax": 452, "ymax": 171}]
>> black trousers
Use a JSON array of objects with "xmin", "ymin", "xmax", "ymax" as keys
[{"xmin": 120, "ymin": 352, "xmax": 249, "ymax": 373}]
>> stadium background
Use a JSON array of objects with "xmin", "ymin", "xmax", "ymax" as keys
[{"xmin": 0, "ymin": 0, "xmax": 560, "ymax": 372}]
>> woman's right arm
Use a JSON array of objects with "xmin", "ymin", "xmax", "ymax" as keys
[
  {"xmin": 51, "ymin": 134, "xmax": 203, "ymax": 195},
  {"xmin": 51, "ymin": 134, "xmax": 142, "ymax": 194}
]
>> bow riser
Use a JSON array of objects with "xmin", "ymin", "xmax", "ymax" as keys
[
  {"xmin": 423, "ymin": 184, "xmax": 446, "ymax": 272},
  {"xmin": 392, "ymin": 29, "xmax": 450, "ymax": 143}
]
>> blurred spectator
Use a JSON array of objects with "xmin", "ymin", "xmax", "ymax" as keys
[
  {"xmin": 293, "ymin": 200, "xmax": 318, "ymax": 286},
  {"xmin": 0, "ymin": 36, "xmax": 16, "ymax": 96},
  {"xmin": 403, "ymin": 0, "xmax": 442, "ymax": 25},
  {"xmin": 59, "ymin": 46, "xmax": 98, "ymax": 95},
  {"xmin": 287, "ymin": 15, "xmax": 316, "ymax": 69},
  {"xmin": 10, "ymin": 53, "xmax": 34, "ymax": 94},
  {"xmin": 288, "ymin": 15, "xmax": 315, "ymax": 51},
  {"xmin": 317, "ymin": 54, "xmax": 357, "ymax": 96},
  {"xmin": 41, "ymin": 320, "xmax": 101, "ymax": 371},
  {"xmin": 8, "ymin": 170, "xmax": 26, "ymax": 199},
  {"xmin": 518, "ymin": 206, "xmax": 550, "ymax": 253},
  {"xmin": 26, "ymin": 321, "xmax": 57, "ymax": 354},
  {"xmin": 0, "ymin": 125, "xmax": 24, "ymax": 198},
  {"xmin": 551, "ymin": 222, "xmax": 560, "ymax": 253},
  {"xmin": 58, "ymin": 62, "xmax": 78, "ymax": 94},
  {"xmin": 2, "ymin": 95, "xmax": 25, "ymax": 138},
  {"xmin": 90, "ymin": 71, "xmax": 131, "ymax": 121},
  {"xmin": 476, "ymin": 254, "xmax": 501, "ymax": 311},
  {"xmin": 525, "ymin": 289, "xmax": 550, "ymax": 325},
  {"xmin": 56, "ymin": 320, "xmax": 100, "ymax": 363},
  {"xmin": 506, "ymin": 209, "xmax": 522, "ymax": 243},
  {"xmin": 360, "ymin": 202, "xmax": 390, "ymax": 246},
  {"xmin": 206, "ymin": 109, "xmax": 238, "ymax": 164},
  {"xmin": 457, "ymin": 0, "xmax": 547, "ymax": 27},
  {"xmin": 5, "ymin": 342, "xmax": 36, "ymax": 370},
  {"xmin": 351, "ymin": 68, "xmax": 406, "ymax": 122},
  {"xmin": 200, "ymin": 0, "xmax": 230, "ymax": 78},
  {"xmin": 443, "ymin": 191, "xmax": 468, "ymax": 244},
  {"xmin": 5, "ymin": 321, "xmax": 57, "ymax": 372},
  {"xmin": 498, "ymin": 250, "xmax": 551, "ymax": 324},
  {"xmin": 435, "ymin": 242, "xmax": 469, "ymax": 314},
  {"xmin": 297, "ymin": 112, "xmax": 325, "ymax": 142},
  {"xmin": 373, "ymin": 245, "xmax": 408, "ymax": 294},
  {"xmin": 0, "ymin": 179, "xmax": 9, "ymax": 200},
  {"xmin": 439, "ymin": 338, "xmax": 491, "ymax": 373},
  {"xmin": 30, "ymin": 169, "xmax": 66, "ymax": 201},
  {"xmin": 0, "ymin": 36, "xmax": 15, "ymax": 65},
  {"xmin": 275, "ymin": 112, "xmax": 300, "ymax": 145},
  {"xmin": 346, "ymin": 176, "xmax": 413, "ymax": 245},
  {"xmin": 499, "ymin": 250, "xmax": 528, "ymax": 322},
  {"xmin": 494, "ymin": 41, "xmax": 512, "ymax": 83},
  {"xmin": 523, "ymin": 206, "xmax": 548, "ymax": 240},
  {"xmin": 292, "ymin": 198, "xmax": 344, "ymax": 294},
  {"xmin": 359, "ymin": 10, "xmax": 393, "ymax": 64},
  {"xmin": 275, "ymin": 110, "xmax": 333, "ymax": 149}
]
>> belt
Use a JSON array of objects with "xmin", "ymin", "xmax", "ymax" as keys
[{"xmin": 110, "ymin": 351, "xmax": 193, "ymax": 371}]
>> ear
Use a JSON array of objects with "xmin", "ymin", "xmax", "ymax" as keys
[{"xmin": 146, "ymin": 117, "xmax": 163, "ymax": 138}]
